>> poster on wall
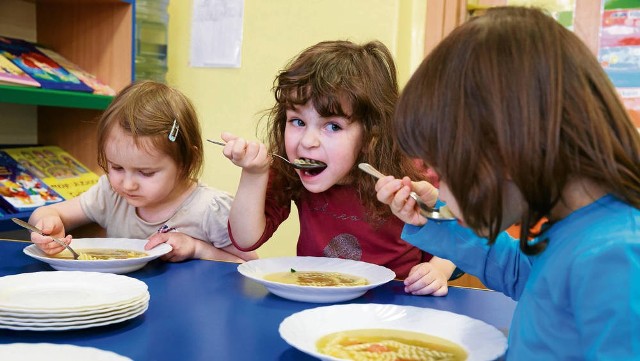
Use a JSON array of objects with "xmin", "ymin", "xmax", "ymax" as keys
[
  {"xmin": 598, "ymin": 0, "xmax": 640, "ymax": 127},
  {"xmin": 190, "ymin": 0, "xmax": 245, "ymax": 68},
  {"xmin": 506, "ymin": 0, "xmax": 576, "ymax": 28}
]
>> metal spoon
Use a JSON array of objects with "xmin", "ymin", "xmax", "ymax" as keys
[
  {"xmin": 11, "ymin": 218, "xmax": 80, "ymax": 259},
  {"xmin": 358, "ymin": 163, "xmax": 456, "ymax": 221},
  {"xmin": 207, "ymin": 139, "xmax": 327, "ymax": 170}
]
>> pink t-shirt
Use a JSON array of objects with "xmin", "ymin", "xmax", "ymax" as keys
[{"xmin": 229, "ymin": 184, "xmax": 433, "ymax": 279}]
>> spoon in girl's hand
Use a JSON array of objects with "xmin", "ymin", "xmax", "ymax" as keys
[
  {"xmin": 11, "ymin": 218, "xmax": 81, "ymax": 259},
  {"xmin": 358, "ymin": 163, "xmax": 456, "ymax": 221},
  {"xmin": 207, "ymin": 139, "xmax": 327, "ymax": 170}
]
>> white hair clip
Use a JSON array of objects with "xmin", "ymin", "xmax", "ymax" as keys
[{"xmin": 168, "ymin": 119, "xmax": 180, "ymax": 142}]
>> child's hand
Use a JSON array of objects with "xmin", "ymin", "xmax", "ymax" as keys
[
  {"xmin": 404, "ymin": 262, "xmax": 449, "ymax": 296},
  {"xmin": 30, "ymin": 216, "xmax": 72, "ymax": 255},
  {"xmin": 145, "ymin": 231, "xmax": 196, "ymax": 262},
  {"xmin": 220, "ymin": 131, "xmax": 271, "ymax": 174},
  {"xmin": 374, "ymin": 176, "xmax": 428, "ymax": 226},
  {"xmin": 411, "ymin": 179, "xmax": 439, "ymax": 209}
]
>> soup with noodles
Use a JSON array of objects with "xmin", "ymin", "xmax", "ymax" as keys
[
  {"xmin": 317, "ymin": 328, "xmax": 467, "ymax": 361},
  {"xmin": 51, "ymin": 249, "xmax": 147, "ymax": 260},
  {"xmin": 264, "ymin": 270, "xmax": 368, "ymax": 287}
]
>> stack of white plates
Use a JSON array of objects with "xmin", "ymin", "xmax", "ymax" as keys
[{"xmin": 0, "ymin": 271, "xmax": 149, "ymax": 331}]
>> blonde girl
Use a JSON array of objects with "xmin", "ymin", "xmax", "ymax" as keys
[{"xmin": 30, "ymin": 80, "xmax": 257, "ymax": 263}]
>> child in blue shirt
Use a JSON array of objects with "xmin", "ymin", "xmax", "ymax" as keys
[{"xmin": 375, "ymin": 6, "xmax": 640, "ymax": 360}]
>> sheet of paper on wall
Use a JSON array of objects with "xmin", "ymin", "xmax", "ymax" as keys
[{"xmin": 190, "ymin": 0, "xmax": 244, "ymax": 68}]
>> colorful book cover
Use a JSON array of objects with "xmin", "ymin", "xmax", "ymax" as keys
[
  {"xmin": 0, "ymin": 51, "xmax": 40, "ymax": 87},
  {"xmin": 2, "ymin": 146, "xmax": 99, "ymax": 200},
  {"xmin": 599, "ymin": 9, "xmax": 640, "ymax": 87},
  {"xmin": 37, "ymin": 46, "xmax": 116, "ymax": 96},
  {"xmin": 0, "ymin": 151, "xmax": 64, "ymax": 213},
  {"xmin": 0, "ymin": 36, "xmax": 93, "ymax": 93},
  {"xmin": 616, "ymin": 87, "xmax": 640, "ymax": 127}
]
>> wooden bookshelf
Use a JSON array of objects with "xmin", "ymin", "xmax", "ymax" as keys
[{"xmin": 0, "ymin": 0, "xmax": 134, "ymax": 232}]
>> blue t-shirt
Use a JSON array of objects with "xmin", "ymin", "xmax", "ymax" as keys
[{"xmin": 402, "ymin": 194, "xmax": 640, "ymax": 360}]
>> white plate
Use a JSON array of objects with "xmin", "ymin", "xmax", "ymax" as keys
[
  {"xmin": 0, "ymin": 302, "xmax": 148, "ymax": 328},
  {"xmin": 23, "ymin": 238, "xmax": 172, "ymax": 274},
  {"xmin": 0, "ymin": 293, "xmax": 150, "ymax": 319},
  {"xmin": 237, "ymin": 256, "xmax": 395, "ymax": 303},
  {"xmin": 0, "ymin": 343, "xmax": 132, "ymax": 361},
  {"xmin": 0, "ymin": 305, "xmax": 147, "ymax": 331},
  {"xmin": 0, "ymin": 271, "xmax": 148, "ymax": 312},
  {"xmin": 280, "ymin": 304, "xmax": 507, "ymax": 361},
  {"xmin": 0, "ymin": 295, "xmax": 150, "ymax": 323}
]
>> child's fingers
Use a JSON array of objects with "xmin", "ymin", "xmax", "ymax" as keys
[
  {"xmin": 243, "ymin": 141, "xmax": 263, "ymax": 161},
  {"xmin": 34, "ymin": 236, "xmax": 66, "ymax": 255},
  {"xmin": 412, "ymin": 180, "xmax": 439, "ymax": 206},
  {"xmin": 220, "ymin": 131, "xmax": 238, "ymax": 143},
  {"xmin": 145, "ymin": 233, "xmax": 169, "ymax": 250},
  {"xmin": 375, "ymin": 177, "xmax": 403, "ymax": 205},
  {"xmin": 430, "ymin": 285, "xmax": 449, "ymax": 297},
  {"xmin": 405, "ymin": 276, "xmax": 447, "ymax": 296},
  {"xmin": 374, "ymin": 175, "xmax": 395, "ymax": 193},
  {"xmin": 36, "ymin": 219, "xmax": 55, "ymax": 235},
  {"xmin": 394, "ymin": 185, "xmax": 416, "ymax": 213},
  {"xmin": 404, "ymin": 277, "xmax": 436, "ymax": 295}
]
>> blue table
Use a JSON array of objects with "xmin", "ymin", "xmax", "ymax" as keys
[{"xmin": 0, "ymin": 240, "xmax": 517, "ymax": 360}]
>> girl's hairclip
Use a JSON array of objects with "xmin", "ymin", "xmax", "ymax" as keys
[{"xmin": 168, "ymin": 119, "xmax": 180, "ymax": 142}]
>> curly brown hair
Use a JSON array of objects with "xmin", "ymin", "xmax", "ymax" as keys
[{"xmin": 264, "ymin": 40, "xmax": 422, "ymax": 221}]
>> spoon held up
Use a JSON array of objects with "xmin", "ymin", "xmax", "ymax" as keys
[
  {"xmin": 207, "ymin": 139, "xmax": 327, "ymax": 171},
  {"xmin": 358, "ymin": 163, "xmax": 456, "ymax": 221}
]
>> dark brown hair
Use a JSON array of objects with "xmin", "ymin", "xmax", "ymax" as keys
[
  {"xmin": 265, "ymin": 40, "xmax": 422, "ymax": 220},
  {"xmin": 97, "ymin": 80, "xmax": 204, "ymax": 184},
  {"xmin": 395, "ymin": 7, "xmax": 640, "ymax": 253}
]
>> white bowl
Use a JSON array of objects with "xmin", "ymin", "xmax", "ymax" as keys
[
  {"xmin": 237, "ymin": 256, "xmax": 396, "ymax": 303},
  {"xmin": 23, "ymin": 238, "xmax": 172, "ymax": 274},
  {"xmin": 279, "ymin": 303, "xmax": 507, "ymax": 361}
]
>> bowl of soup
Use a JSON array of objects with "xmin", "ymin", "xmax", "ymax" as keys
[
  {"xmin": 279, "ymin": 303, "xmax": 508, "ymax": 361},
  {"xmin": 237, "ymin": 256, "xmax": 395, "ymax": 303},
  {"xmin": 23, "ymin": 238, "xmax": 172, "ymax": 274}
]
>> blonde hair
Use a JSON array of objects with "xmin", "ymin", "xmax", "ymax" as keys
[{"xmin": 97, "ymin": 80, "xmax": 203, "ymax": 183}]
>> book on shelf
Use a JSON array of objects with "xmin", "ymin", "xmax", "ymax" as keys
[
  {"xmin": 0, "ymin": 51, "xmax": 40, "ymax": 87},
  {"xmin": 0, "ymin": 150, "xmax": 64, "ymax": 213},
  {"xmin": 0, "ymin": 35, "xmax": 93, "ymax": 93},
  {"xmin": 2, "ymin": 146, "xmax": 99, "ymax": 201},
  {"xmin": 37, "ymin": 46, "xmax": 116, "ymax": 96}
]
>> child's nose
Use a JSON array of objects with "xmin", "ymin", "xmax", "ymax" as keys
[
  {"xmin": 122, "ymin": 174, "xmax": 138, "ymax": 191},
  {"xmin": 300, "ymin": 129, "xmax": 320, "ymax": 148}
]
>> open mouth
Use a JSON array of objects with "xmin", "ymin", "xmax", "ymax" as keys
[{"xmin": 297, "ymin": 157, "xmax": 326, "ymax": 175}]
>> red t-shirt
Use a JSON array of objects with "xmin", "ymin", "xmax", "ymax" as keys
[{"xmin": 229, "ymin": 184, "xmax": 433, "ymax": 279}]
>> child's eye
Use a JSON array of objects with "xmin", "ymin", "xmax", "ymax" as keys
[
  {"xmin": 325, "ymin": 123, "xmax": 342, "ymax": 132},
  {"xmin": 290, "ymin": 118, "xmax": 305, "ymax": 127},
  {"xmin": 109, "ymin": 165, "xmax": 123, "ymax": 171},
  {"xmin": 140, "ymin": 171, "xmax": 155, "ymax": 177}
]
